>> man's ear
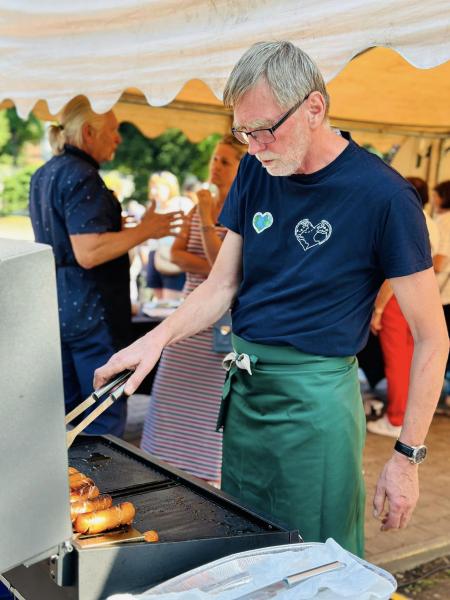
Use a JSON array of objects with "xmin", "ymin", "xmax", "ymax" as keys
[
  {"xmin": 81, "ymin": 122, "xmax": 93, "ymax": 144},
  {"xmin": 307, "ymin": 92, "xmax": 326, "ymax": 128}
]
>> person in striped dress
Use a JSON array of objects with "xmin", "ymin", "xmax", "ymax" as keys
[{"xmin": 140, "ymin": 136, "xmax": 246, "ymax": 482}]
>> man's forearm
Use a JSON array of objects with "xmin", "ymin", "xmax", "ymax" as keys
[
  {"xmin": 400, "ymin": 336, "xmax": 447, "ymax": 446},
  {"xmin": 150, "ymin": 276, "xmax": 236, "ymax": 348},
  {"xmin": 70, "ymin": 227, "xmax": 153, "ymax": 269}
]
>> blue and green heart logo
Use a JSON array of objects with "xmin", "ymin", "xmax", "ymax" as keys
[{"xmin": 252, "ymin": 211, "xmax": 273, "ymax": 234}]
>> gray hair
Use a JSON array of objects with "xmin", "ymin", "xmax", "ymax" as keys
[
  {"xmin": 223, "ymin": 41, "xmax": 329, "ymax": 113},
  {"xmin": 48, "ymin": 95, "xmax": 108, "ymax": 156}
]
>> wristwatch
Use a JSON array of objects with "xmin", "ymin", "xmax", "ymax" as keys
[{"xmin": 394, "ymin": 440, "xmax": 427, "ymax": 464}]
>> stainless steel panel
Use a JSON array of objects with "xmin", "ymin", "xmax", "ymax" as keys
[{"xmin": 0, "ymin": 239, "xmax": 72, "ymax": 573}]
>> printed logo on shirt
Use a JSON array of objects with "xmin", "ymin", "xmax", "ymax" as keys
[
  {"xmin": 252, "ymin": 211, "xmax": 273, "ymax": 233},
  {"xmin": 295, "ymin": 218, "xmax": 332, "ymax": 251}
]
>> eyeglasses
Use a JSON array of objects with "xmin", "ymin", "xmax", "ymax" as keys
[{"xmin": 231, "ymin": 93, "xmax": 311, "ymax": 145}]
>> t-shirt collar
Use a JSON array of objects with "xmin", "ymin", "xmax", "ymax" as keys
[
  {"xmin": 288, "ymin": 130, "xmax": 355, "ymax": 184},
  {"xmin": 64, "ymin": 144, "xmax": 100, "ymax": 170}
]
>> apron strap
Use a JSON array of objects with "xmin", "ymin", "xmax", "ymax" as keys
[{"xmin": 217, "ymin": 352, "xmax": 258, "ymax": 432}]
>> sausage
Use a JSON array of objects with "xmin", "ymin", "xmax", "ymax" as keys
[
  {"xmin": 70, "ymin": 495, "xmax": 113, "ymax": 522},
  {"xmin": 144, "ymin": 530, "xmax": 159, "ymax": 543},
  {"xmin": 69, "ymin": 471, "xmax": 88, "ymax": 485},
  {"xmin": 70, "ymin": 478, "xmax": 95, "ymax": 492},
  {"xmin": 68, "ymin": 467, "xmax": 79, "ymax": 476},
  {"xmin": 70, "ymin": 484, "xmax": 100, "ymax": 503},
  {"xmin": 74, "ymin": 502, "xmax": 136, "ymax": 535},
  {"xmin": 69, "ymin": 473, "xmax": 95, "ymax": 492}
]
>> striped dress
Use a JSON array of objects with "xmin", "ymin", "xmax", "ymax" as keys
[{"xmin": 140, "ymin": 211, "xmax": 226, "ymax": 480}]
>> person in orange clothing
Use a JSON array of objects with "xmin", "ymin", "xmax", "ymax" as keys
[{"xmin": 368, "ymin": 177, "xmax": 439, "ymax": 437}]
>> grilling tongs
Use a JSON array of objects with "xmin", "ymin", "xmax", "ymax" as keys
[{"xmin": 66, "ymin": 369, "xmax": 133, "ymax": 448}]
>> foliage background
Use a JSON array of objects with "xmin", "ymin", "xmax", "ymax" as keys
[{"xmin": 0, "ymin": 111, "xmax": 221, "ymax": 216}]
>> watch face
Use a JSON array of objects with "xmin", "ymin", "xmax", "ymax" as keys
[{"xmin": 413, "ymin": 446, "xmax": 427, "ymax": 463}]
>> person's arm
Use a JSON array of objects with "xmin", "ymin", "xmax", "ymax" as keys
[
  {"xmin": 372, "ymin": 267, "xmax": 448, "ymax": 530},
  {"xmin": 70, "ymin": 203, "xmax": 184, "ymax": 269},
  {"xmin": 196, "ymin": 189, "xmax": 224, "ymax": 265},
  {"xmin": 370, "ymin": 280, "xmax": 394, "ymax": 335},
  {"xmin": 433, "ymin": 254, "xmax": 448, "ymax": 273},
  {"xmin": 170, "ymin": 207, "xmax": 211, "ymax": 275},
  {"xmin": 94, "ymin": 229, "xmax": 243, "ymax": 394}
]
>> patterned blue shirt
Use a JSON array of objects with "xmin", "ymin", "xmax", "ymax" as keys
[{"xmin": 29, "ymin": 145, "xmax": 130, "ymax": 345}]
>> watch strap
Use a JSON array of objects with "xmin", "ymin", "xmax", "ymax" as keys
[{"xmin": 394, "ymin": 440, "xmax": 414, "ymax": 458}]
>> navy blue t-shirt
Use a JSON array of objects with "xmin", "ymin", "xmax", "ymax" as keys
[
  {"xmin": 29, "ymin": 145, "xmax": 131, "ymax": 346},
  {"xmin": 219, "ymin": 138, "xmax": 432, "ymax": 356}
]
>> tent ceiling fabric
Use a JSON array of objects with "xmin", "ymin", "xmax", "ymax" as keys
[
  {"xmin": 1, "ymin": 0, "xmax": 449, "ymax": 121},
  {"xmin": 328, "ymin": 48, "xmax": 450, "ymax": 134}
]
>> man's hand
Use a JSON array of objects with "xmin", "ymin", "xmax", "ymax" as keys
[
  {"xmin": 93, "ymin": 332, "xmax": 164, "ymax": 396},
  {"xmin": 139, "ymin": 201, "xmax": 185, "ymax": 239},
  {"xmin": 373, "ymin": 453, "xmax": 419, "ymax": 530}
]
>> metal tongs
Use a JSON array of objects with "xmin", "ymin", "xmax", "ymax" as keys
[{"xmin": 66, "ymin": 369, "xmax": 133, "ymax": 448}]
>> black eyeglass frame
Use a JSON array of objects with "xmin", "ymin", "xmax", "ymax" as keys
[{"xmin": 231, "ymin": 93, "xmax": 311, "ymax": 145}]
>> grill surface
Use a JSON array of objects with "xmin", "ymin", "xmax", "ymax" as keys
[
  {"xmin": 69, "ymin": 437, "xmax": 169, "ymax": 492},
  {"xmin": 115, "ymin": 485, "xmax": 268, "ymax": 542},
  {"xmin": 3, "ymin": 435, "xmax": 298, "ymax": 600}
]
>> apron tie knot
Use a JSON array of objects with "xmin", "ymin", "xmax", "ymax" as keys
[
  {"xmin": 217, "ymin": 351, "xmax": 258, "ymax": 431},
  {"xmin": 222, "ymin": 351, "xmax": 254, "ymax": 375}
]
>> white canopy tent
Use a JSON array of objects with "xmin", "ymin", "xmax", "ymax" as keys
[{"xmin": 0, "ymin": 0, "xmax": 449, "ymax": 184}]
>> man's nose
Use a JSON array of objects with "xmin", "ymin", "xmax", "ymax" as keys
[{"xmin": 247, "ymin": 135, "xmax": 266, "ymax": 155}]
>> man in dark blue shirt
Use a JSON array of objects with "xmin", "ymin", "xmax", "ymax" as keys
[
  {"xmin": 30, "ymin": 95, "xmax": 182, "ymax": 436},
  {"xmin": 94, "ymin": 44, "xmax": 448, "ymax": 554}
]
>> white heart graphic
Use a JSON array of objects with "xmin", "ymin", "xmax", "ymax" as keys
[{"xmin": 295, "ymin": 219, "xmax": 332, "ymax": 251}]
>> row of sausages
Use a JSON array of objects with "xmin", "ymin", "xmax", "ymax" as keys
[{"xmin": 69, "ymin": 467, "xmax": 136, "ymax": 535}]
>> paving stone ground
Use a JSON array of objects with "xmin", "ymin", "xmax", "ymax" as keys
[{"xmin": 364, "ymin": 414, "xmax": 450, "ymax": 572}]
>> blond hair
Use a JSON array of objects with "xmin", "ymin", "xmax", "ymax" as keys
[
  {"xmin": 48, "ymin": 95, "xmax": 108, "ymax": 156},
  {"xmin": 148, "ymin": 171, "xmax": 180, "ymax": 200},
  {"xmin": 217, "ymin": 134, "xmax": 247, "ymax": 161}
]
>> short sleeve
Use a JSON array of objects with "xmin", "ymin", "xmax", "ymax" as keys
[
  {"xmin": 65, "ymin": 171, "xmax": 117, "ymax": 235},
  {"xmin": 218, "ymin": 156, "xmax": 246, "ymax": 234},
  {"xmin": 377, "ymin": 186, "xmax": 432, "ymax": 278}
]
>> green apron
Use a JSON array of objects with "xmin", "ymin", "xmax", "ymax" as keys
[{"xmin": 218, "ymin": 334, "xmax": 366, "ymax": 557}]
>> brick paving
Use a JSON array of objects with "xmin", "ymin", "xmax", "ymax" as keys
[{"xmin": 364, "ymin": 414, "xmax": 450, "ymax": 572}]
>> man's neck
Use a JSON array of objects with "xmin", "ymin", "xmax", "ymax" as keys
[{"xmin": 296, "ymin": 126, "xmax": 349, "ymax": 175}]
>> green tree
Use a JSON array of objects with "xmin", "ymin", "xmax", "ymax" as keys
[
  {"xmin": 105, "ymin": 124, "xmax": 220, "ymax": 204},
  {"xmin": 1, "ymin": 107, "xmax": 44, "ymax": 164},
  {"xmin": 0, "ymin": 111, "xmax": 11, "ymax": 154},
  {"xmin": 0, "ymin": 164, "xmax": 38, "ymax": 215}
]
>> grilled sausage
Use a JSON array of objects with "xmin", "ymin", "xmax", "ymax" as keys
[
  {"xmin": 70, "ymin": 484, "xmax": 100, "ymax": 503},
  {"xmin": 74, "ymin": 502, "xmax": 136, "ymax": 535},
  {"xmin": 70, "ymin": 494, "xmax": 113, "ymax": 523},
  {"xmin": 69, "ymin": 471, "xmax": 88, "ymax": 484},
  {"xmin": 69, "ymin": 473, "xmax": 95, "ymax": 492},
  {"xmin": 68, "ymin": 467, "xmax": 79, "ymax": 476}
]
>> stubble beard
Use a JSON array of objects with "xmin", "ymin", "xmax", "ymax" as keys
[
  {"xmin": 258, "ymin": 134, "xmax": 307, "ymax": 177},
  {"xmin": 260, "ymin": 149, "xmax": 305, "ymax": 177}
]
